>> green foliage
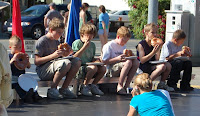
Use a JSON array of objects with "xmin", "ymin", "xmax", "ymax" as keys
[{"xmin": 127, "ymin": 0, "xmax": 170, "ymax": 40}]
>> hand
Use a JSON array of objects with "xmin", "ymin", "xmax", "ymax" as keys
[
  {"xmin": 83, "ymin": 40, "xmax": 90, "ymax": 49},
  {"xmin": 52, "ymin": 49, "xmax": 65, "ymax": 58},
  {"xmin": 177, "ymin": 50, "xmax": 185, "ymax": 56},
  {"xmin": 117, "ymin": 54, "xmax": 126, "ymax": 62},
  {"xmin": 131, "ymin": 87, "xmax": 140, "ymax": 97},
  {"xmin": 152, "ymin": 44, "xmax": 162, "ymax": 54}
]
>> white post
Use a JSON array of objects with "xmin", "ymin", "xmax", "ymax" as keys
[{"xmin": 148, "ymin": 0, "xmax": 158, "ymax": 24}]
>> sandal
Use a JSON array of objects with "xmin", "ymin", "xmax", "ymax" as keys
[{"xmin": 117, "ymin": 88, "xmax": 127, "ymax": 95}]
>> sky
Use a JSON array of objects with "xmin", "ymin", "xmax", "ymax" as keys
[{"xmin": 82, "ymin": 0, "xmax": 130, "ymax": 11}]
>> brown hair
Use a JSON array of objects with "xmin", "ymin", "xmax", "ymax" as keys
[
  {"xmin": 81, "ymin": 3, "xmax": 89, "ymax": 10},
  {"xmin": 99, "ymin": 5, "xmax": 106, "ymax": 13},
  {"xmin": 172, "ymin": 29, "xmax": 186, "ymax": 40},
  {"xmin": 9, "ymin": 35, "xmax": 21, "ymax": 47},
  {"xmin": 144, "ymin": 23, "xmax": 157, "ymax": 33},
  {"xmin": 117, "ymin": 26, "xmax": 131, "ymax": 38},
  {"xmin": 49, "ymin": 18, "xmax": 65, "ymax": 30},
  {"xmin": 79, "ymin": 23, "xmax": 97, "ymax": 37},
  {"xmin": 134, "ymin": 73, "xmax": 152, "ymax": 91}
]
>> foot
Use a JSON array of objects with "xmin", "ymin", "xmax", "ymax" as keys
[
  {"xmin": 33, "ymin": 92, "xmax": 44, "ymax": 102},
  {"xmin": 59, "ymin": 88, "xmax": 77, "ymax": 99},
  {"xmin": 168, "ymin": 84, "xmax": 180, "ymax": 92},
  {"xmin": 23, "ymin": 88, "xmax": 34, "ymax": 103},
  {"xmin": 90, "ymin": 84, "xmax": 104, "ymax": 95},
  {"xmin": 47, "ymin": 88, "xmax": 63, "ymax": 99},
  {"xmin": 80, "ymin": 85, "xmax": 92, "ymax": 96},
  {"xmin": 157, "ymin": 82, "xmax": 175, "ymax": 92},
  {"xmin": 180, "ymin": 85, "xmax": 194, "ymax": 91}
]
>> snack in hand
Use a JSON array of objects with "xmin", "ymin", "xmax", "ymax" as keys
[
  {"xmin": 123, "ymin": 49, "xmax": 133, "ymax": 57},
  {"xmin": 58, "ymin": 43, "xmax": 71, "ymax": 56},
  {"xmin": 14, "ymin": 52, "xmax": 29, "ymax": 70},
  {"xmin": 182, "ymin": 46, "xmax": 192, "ymax": 57},
  {"xmin": 151, "ymin": 38, "xmax": 163, "ymax": 47}
]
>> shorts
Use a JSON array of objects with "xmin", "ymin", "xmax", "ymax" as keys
[
  {"xmin": 98, "ymin": 29, "xmax": 109, "ymax": 35},
  {"xmin": 36, "ymin": 57, "xmax": 80, "ymax": 81},
  {"xmin": 106, "ymin": 62, "xmax": 124, "ymax": 77}
]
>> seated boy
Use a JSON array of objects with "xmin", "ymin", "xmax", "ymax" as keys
[
  {"xmin": 102, "ymin": 26, "xmax": 139, "ymax": 94},
  {"xmin": 137, "ymin": 23, "xmax": 174, "ymax": 92},
  {"xmin": 35, "ymin": 18, "xmax": 81, "ymax": 99},
  {"xmin": 72, "ymin": 23, "xmax": 105, "ymax": 96},
  {"xmin": 9, "ymin": 35, "xmax": 42, "ymax": 103},
  {"xmin": 160, "ymin": 29, "xmax": 193, "ymax": 91}
]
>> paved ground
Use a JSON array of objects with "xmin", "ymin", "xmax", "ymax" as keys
[{"xmin": 1, "ymin": 33, "xmax": 200, "ymax": 116}]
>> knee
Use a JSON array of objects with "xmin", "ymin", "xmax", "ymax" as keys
[
  {"xmin": 166, "ymin": 62, "xmax": 172, "ymax": 71},
  {"xmin": 125, "ymin": 60, "xmax": 132, "ymax": 68},
  {"xmin": 132, "ymin": 59, "xmax": 139, "ymax": 68},
  {"xmin": 72, "ymin": 58, "xmax": 81, "ymax": 68},
  {"xmin": 159, "ymin": 64, "xmax": 167, "ymax": 72},
  {"xmin": 185, "ymin": 60, "xmax": 192, "ymax": 67},
  {"xmin": 100, "ymin": 66, "xmax": 107, "ymax": 74},
  {"xmin": 88, "ymin": 65, "xmax": 98, "ymax": 73},
  {"xmin": 59, "ymin": 61, "xmax": 71, "ymax": 73}
]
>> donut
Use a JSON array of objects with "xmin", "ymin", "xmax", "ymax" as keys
[
  {"xmin": 151, "ymin": 38, "xmax": 163, "ymax": 47},
  {"xmin": 182, "ymin": 46, "xmax": 192, "ymax": 57},
  {"xmin": 123, "ymin": 49, "xmax": 133, "ymax": 57},
  {"xmin": 58, "ymin": 43, "xmax": 70, "ymax": 56},
  {"xmin": 14, "ymin": 52, "xmax": 29, "ymax": 70}
]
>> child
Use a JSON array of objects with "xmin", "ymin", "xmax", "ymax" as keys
[
  {"xmin": 35, "ymin": 18, "xmax": 81, "ymax": 99},
  {"xmin": 136, "ymin": 23, "xmax": 174, "ymax": 92},
  {"xmin": 9, "ymin": 35, "xmax": 42, "ymax": 103},
  {"xmin": 72, "ymin": 23, "xmax": 105, "ymax": 96},
  {"xmin": 160, "ymin": 29, "xmax": 194, "ymax": 91},
  {"xmin": 102, "ymin": 26, "xmax": 139, "ymax": 94},
  {"xmin": 127, "ymin": 73, "xmax": 175, "ymax": 116}
]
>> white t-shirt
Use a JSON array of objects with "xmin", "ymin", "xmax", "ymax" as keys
[{"xmin": 102, "ymin": 40, "xmax": 126, "ymax": 61}]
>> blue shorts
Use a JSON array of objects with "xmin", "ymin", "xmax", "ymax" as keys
[{"xmin": 98, "ymin": 29, "xmax": 109, "ymax": 35}]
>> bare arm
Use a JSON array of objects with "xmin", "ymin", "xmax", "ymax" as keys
[
  {"xmin": 73, "ymin": 40, "xmax": 90, "ymax": 58},
  {"xmin": 102, "ymin": 54, "xmax": 126, "ymax": 65},
  {"xmin": 127, "ymin": 106, "xmax": 138, "ymax": 116},
  {"xmin": 166, "ymin": 51, "xmax": 184, "ymax": 61},
  {"xmin": 44, "ymin": 17, "xmax": 48, "ymax": 28},
  {"xmin": 137, "ymin": 44, "xmax": 162, "ymax": 64}
]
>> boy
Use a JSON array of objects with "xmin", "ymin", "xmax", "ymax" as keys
[
  {"xmin": 137, "ymin": 23, "xmax": 174, "ymax": 92},
  {"xmin": 9, "ymin": 35, "xmax": 42, "ymax": 103},
  {"xmin": 102, "ymin": 26, "xmax": 139, "ymax": 94},
  {"xmin": 72, "ymin": 23, "xmax": 105, "ymax": 96},
  {"xmin": 35, "ymin": 18, "xmax": 81, "ymax": 99},
  {"xmin": 160, "ymin": 29, "xmax": 193, "ymax": 91}
]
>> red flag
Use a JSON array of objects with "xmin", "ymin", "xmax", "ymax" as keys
[{"xmin": 12, "ymin": 0, "xmax": 25, "ymax": 53}]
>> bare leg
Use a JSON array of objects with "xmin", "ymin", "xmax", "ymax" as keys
[
  {"xmin": 52, "ymin": 63, "xmax": 71, "ymax": 88},
  {"xmin": 124, "ymin": 59, "xmax": 139, "ymax": 89},
  {"xmin": 160, "ymin": 62, "xmax": 171, "ymax": 81},
  {"xmin": 61, "ymin": 59, "xmax": 81, "ymax": 89},
  {"xmin": 99, "ymin": 34, "xmax": 108, "ymax": 50},
  {"xmin": 92, "ymin": 65, "xmax": 106, "ymax": 84},
  {"xmin": 83, "ymin": 65, "xmax": 98, "ymax": 85},
  {"xmin": 150, "ymin": 64, "xmax": 166, "ymax": 81}
]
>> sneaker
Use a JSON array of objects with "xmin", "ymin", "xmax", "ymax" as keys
[
  {"xmin": 59, "ymin": 88, "xmax": 77, "ymax": 99},
  {"xmin": 168, "ymin": 84, "xmax": 180, "ymax": 92},
  {"xmin": 80, "ymin": 85, "xmax": 92, "ymax": 96},
  {"xmin": 33, "ymin": 91, "xmax": 44, "ymax": 102},
  {"xmin": 47, "ymin": 88, "xmax": 63, "ymax": 99},
  {"xmin": 157, "ymin": 82, "xmax": 175, "ymax": 92},
  {"xmin": 24, "ymin": 88, "xmax": 34, "ymax": 103},
  {"xmin": 90, "ymin": 84, "xmax": 104, "ymax": 95},
  {"xmin": 180, "ymin": 85, "xmax": 194, "ymax": 91}
]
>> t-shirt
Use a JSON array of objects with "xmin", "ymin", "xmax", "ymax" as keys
[
  {"xmin": 130, "ymin": 90, "xmax": 174, "ymax": 116},
  {"xmin": 160, "ymin": 41, "xmax": 182, "ymax": 61},
  {"xmin": 102, "ymin": 40, "xmax": 126, "ymax": 65},
  {"xmin": 99, "ymin": 13, "xmax": 109, "ymax": 29},
  {"xmin": 72, "ymin": 39, "xmax": 96, "ymax": 65},
  {"xmin": 35, "ymin": 35, "xmax": 60, "ymax": 68}
]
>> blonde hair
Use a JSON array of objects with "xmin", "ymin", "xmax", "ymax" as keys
[
  {"xmin": 144, "ymin": 23, "xmax": 157, "ymax": 33},
  {"xmin": 117, "ymin": 26, "xmax": 131, "ymax": 38},
  {"xmin": 79, "ymin": 23, "xmax": 97, "ymax": 37},
  {"xmin": 9, "ymin": 35, "xmax": 21, "ymax": 47},
  {"xmin": 134, "ymin": 73, "xmax": 152, "ymax": 91},
  {"xmin": 172, "ymin": 29, "xmax": 186, "ymax": 40},
  {"xmin": 49, "ymin": 18, "xmax": 65, "ymax": 30}
]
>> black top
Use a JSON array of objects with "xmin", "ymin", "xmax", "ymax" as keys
[{"xmin": 9, "ymin": 53, "xmax": 25, "ymax": 77}]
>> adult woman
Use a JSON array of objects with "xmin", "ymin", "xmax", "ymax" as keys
[
  {"xmin": 127, "ymin": 73, "xmax": 175, "ymax": 116},
  {"xmin": 98, "ymin": 5, "xmax": 109, "ymax": 50},
  {"xmin": 79, "ymin": 3, "xmax": 89, "ymax": 30}
]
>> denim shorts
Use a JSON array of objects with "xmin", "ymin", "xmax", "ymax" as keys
[{"xmin": 98, "ymin": 29, "xmax": 109, "ymax": 35}]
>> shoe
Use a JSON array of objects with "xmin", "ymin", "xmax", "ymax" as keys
[
  {"xmin": 168, "ymin": 84, "xmax": 180, "ymax": 92},
  {"xmin": 33, "ymin": 91, "xmax": 44, "ymax": 102},
  {"xmin": 80, "ymin": 85, "xmax": 92, "ymax": 96},
  {"xmin": 47, "ymin": 88, "xmax": 63, "ymax": 99},
  {"xmin": 180, "ymin": 85, "xmax": 194, "ymax": 91},
  {"xmin": 117, "ymin": 88, "xmax": 127, "ymax": 95},
  {"xmin": 24, "ymin": 88, "xmax": 34, "ymax": 104},
  {"xmin": 157, "ymin": 82, "xmax": 175, "ymax": 92},
  {"xmin": 90, "ymin": 84, "xmax": 104, "ymax": 95},
  {"xmin": 59, "ymin": 88, "xmax": 77, "ymax": 99}
]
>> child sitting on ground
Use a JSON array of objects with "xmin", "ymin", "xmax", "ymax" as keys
[
  {"xmin": 160, "ymin": 29, "xmax": 194, "ymax": 91},
  {"xmin": 101, "ymin": 26, "xmax": 139, "ymax": 94},
  {"xmin": 136, "ymin": 23, "xmax": 174, "ymax": 92},
  {"xmin": 72, "ymin": 23, "xmax": 105, "ymax": 96},
  {"xmin": 35, "ymin": 18, "xmax": 81, "ymax": 99},
  {"xmin": 9, "ymin": 35, "xmax": 42, "ymax": 103}
]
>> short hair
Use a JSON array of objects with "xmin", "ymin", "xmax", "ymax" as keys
[
  {"xmin": 144, "ymin": 23, "xmax": 157, "ymax": 33},
  {"xmin": 99, "ymin": 5, "xmax": 106, "ymax": 13},
  {"xmin": 117, "ymin": 26, "xmax": 131, "ymax": 38},
  {"xmin": 81, "ymin": 3, "xmax": 89, "ymax": 10},
  {"xmin": 9, "ymin": 35, "xmax": 21, "ymax": 46},
  {"xmin": 172, "ymin": 29, "xmax": 186, "ymax": 40},
  {"xmin": 49, "ymin": 18, "xmax": 65, "ymax": 30},
  {"xmin": 134, "ymin": 73, "xmax": 152, "ymax": 91},
  {"xmin": 49, "ymin": 2, "xmax": 56, "ymax": 9},
  {"xmin": 79, "ymin": 23, "xmax": 97, "ymax": 37}
]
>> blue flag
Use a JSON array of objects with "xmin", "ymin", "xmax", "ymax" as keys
[{"xmin": 65, "ymin": 0, "xmax": 81, "ymax": 46}]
